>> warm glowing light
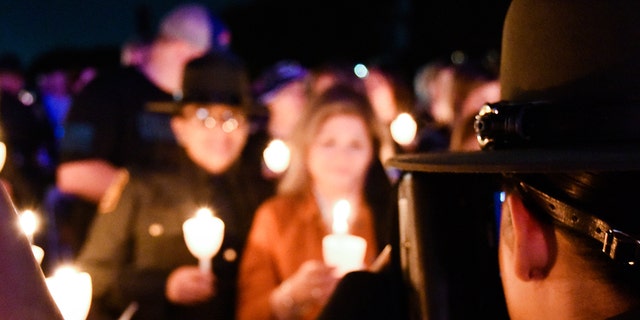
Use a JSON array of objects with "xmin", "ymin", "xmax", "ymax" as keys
[
  {"xmin": 263, "ymin": 139, "xmax": 291, "ymax": 174},
  {"xmin": 390, "ymin": 112, "xmax": 418, "ymax": 146},
  {"xmin": 0, "ymin": 142, "xmax": 5, "ymax": 173},
  {"xmin": 19, "ymin": 209, "xmax": 45, "ymax": 264},
  {"xmin": 331, "ymin": 200, "xmax": 351, "ymax": 234},
  {"xmin": 19, "ymin": 209, "xmax": 39, "ymax": 243},
  {"xmin": 323, "ymin": 199, "xmax": 367, "ymax": 277},
  {"xmin": 183, "ymin": 207, "xmax": 225, "ymax": 273},
  {"xmin": 46, "ymin": 266, "xmax": 92, "ymax": 320},
  {"xmin": 32, "ymin": 245, "xmax": 44, "ymax": 265}
]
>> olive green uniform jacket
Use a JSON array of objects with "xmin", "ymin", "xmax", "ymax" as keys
[{"xmin": 76, "ymin": 150, "xmax": 275, "ymax": 320}]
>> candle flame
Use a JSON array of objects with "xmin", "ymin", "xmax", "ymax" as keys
[
  {"xmin": 53, "ymin": 265, "xmax": 79, "ymax": 277},
  {"xmin": 0, "ymin": 142, "xmax": 6, "ymax": 173},
  {"xmin": 263, "ymin": 139, "xmax": 291, "ymax": 173},
  {"xmin": 332, "ymin": 200, "xmax": 351, "ymax": 234},
  {"xmin": 19, "ymin": 209, "xmax": 39, "ymax": 240},
  {"xmin": 390, "ymin": 112, "xmax": 417, "ymax": 146},
  {"xmin": 195, "ymin": 207, "xmax": 214, "ymax": 218}
]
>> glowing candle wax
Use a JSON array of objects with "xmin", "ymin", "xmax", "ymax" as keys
[
  {"xmin": 322, "ymin": 199, "xmax": 367, "ymax": 277},
  {"xmin": 31, "ymin": 245, "xmax": 45, "ymax": 266},
  {"xmin": 46, "ymin": 266, "xmax": 92, "ymax": 320},
  {"xmin": 183, "ymin": 207, "xmax": 225, "ymax": 273},
  {"xmin": 263, "ymin": 138, "xmax": 291, "ymax": 174},
  {"xmin": 390, "ymin": 112, "xmax": 418, "ymax": 146}
]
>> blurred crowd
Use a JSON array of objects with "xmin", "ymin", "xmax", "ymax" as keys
[{"xmin": 0, "ymin": 2, "xmax": 500, "ymax": 319}]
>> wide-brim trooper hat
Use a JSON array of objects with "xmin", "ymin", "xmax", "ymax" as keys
[
  {"xmin": 147, "ymin": 51, "xmax": 253, "ymax": 115},
  {"xmin": 388, "ymin": 0, "xmax": 640, "ymax": 174}
]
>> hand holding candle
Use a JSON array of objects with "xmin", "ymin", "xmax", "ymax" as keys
[
  {"xmin": 183, "ymin": 207, "xmax": 225, "ymax": 273},
  {"xmin": 322, "ymin": 199, "xmax": 367, "ymax": 277}
]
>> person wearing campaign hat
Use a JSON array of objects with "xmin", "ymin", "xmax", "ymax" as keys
[
  {"xmin": 51, "ymin": 3, "xmax": 233, "ymax": 265},
  {"xmin": 75, "ymin": 52, "xmax": 275, "ymax": 320},
  {"xmin": 58, "ymin": 2, "xmax": 230, "ymax": 203},
  {"xmin": 388, "ymin": 0, "xmax": 640, "ymax": 319}
]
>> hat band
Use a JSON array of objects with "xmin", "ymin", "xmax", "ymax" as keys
[
  {"xmin": 182, "ymin": 92, "xmax": 244, "ymax": 107},
  {"xmin": 475, "ymin": 101, "xmax": 640, "ymax": 150},
  {"xmin": 517, "ymin": 181, "xmax": 640, "ymax": 266}
]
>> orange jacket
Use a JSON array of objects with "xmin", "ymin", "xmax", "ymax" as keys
[{"xmin": 237, "ymin": 191, "xmax": 379, "ymax": 320}]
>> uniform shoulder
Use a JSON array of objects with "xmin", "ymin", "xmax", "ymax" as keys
[{"xmin": 97, "ymin": 169, "xmax": 189, "ymax": 214}]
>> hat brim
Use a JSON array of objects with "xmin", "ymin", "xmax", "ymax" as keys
[
  {"xmin": 146, "ymin": 101, "xmax": 181, "ymax": 114},
  {"xmin": 387, "ymin": 147, "xmax": 640, "ymax": 173},
  {"xmin": 145, "ymin": 100, "xmax": 252, "ymax": 116}
]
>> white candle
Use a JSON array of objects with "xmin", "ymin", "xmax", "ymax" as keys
[
  {"xmin": 183, "ymin": 207, "xmax": 225, "ymax": 273},
  {"xmin": 46, "ymin": 266, "xmax": 92, "ymax": 320},
  {"xmin": 390, "ymin": 112, "xmax": 418, "ymax": 146},
  {"xmin": 322, "ymin": 200, "xmax": 367, "ymax": 277},
  {"xmin": 263, "ymin": 138, "xmax": 291, "ymax": 174},
  {"xmin": 31, "ymin": 245, "xmax": 45, "ymax": 265}
]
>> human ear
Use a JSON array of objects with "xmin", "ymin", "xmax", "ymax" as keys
[{"xmin": 506, "ymin": 194, "xmax": 554, "ymax": 280}]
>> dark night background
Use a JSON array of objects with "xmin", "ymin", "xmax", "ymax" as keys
[{"xmin": 0, "ymin": 0, "xmax": 511, "ymax": 82}]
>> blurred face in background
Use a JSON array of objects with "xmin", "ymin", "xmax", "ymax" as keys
[
  {"xmin": 308, "ymin": 113, "xmax": 373, "ymax": 195},
  {"xmin": 171, "ymin": 104, "xmax": 249, "ymax": 174},
  {"xmin": 461, "ymin": 80, "xmax": 500, "ymax": 120},
  {"xmin": 267, "ymin": 80, "xmax": 308, "ymax": 139},
  {"xmin": 364, "ymin": 69, "xmax": 398, "ymax": 125},
  {"xmin": 428, "ymin": 67, "xmax": 455, "ymax": 125}
]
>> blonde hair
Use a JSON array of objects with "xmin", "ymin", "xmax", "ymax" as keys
[{"xmin": 278, "ymin": 84, "xmax": 384, "ymax": 196}]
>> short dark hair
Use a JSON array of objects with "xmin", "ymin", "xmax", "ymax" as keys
[{"xmin": 504, "ymin": 171, "xmax": 640, "ymax": 298}]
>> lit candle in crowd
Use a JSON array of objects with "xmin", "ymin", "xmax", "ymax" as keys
[
  {"xmin": 390, "ymin": 112, "xmax": 418, "ymax": 146},
  {"xmin": 46, "ymin": 266, "xmax": 92, "ymax": 320},
  {"xmin": 19, "ymin": 209, "xmax": 44, "ymax": 264},
  {"xmin": 183, "ymin": 207, "xmax": 225, "ymax": 273},
  {"xmin": 263, "ymin": 138, "xmax": 291, "ymax": 174},
  {"xmin": 0, "ymin": 142, "xmax": 6, "ymax": 172},
  {"xmin": 19, "ymin": 209, "xmax": 38, "ymax": 243},
  {"xmin": 322, "ymin": 199, "xmax": 367, "ymax": 277}
]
